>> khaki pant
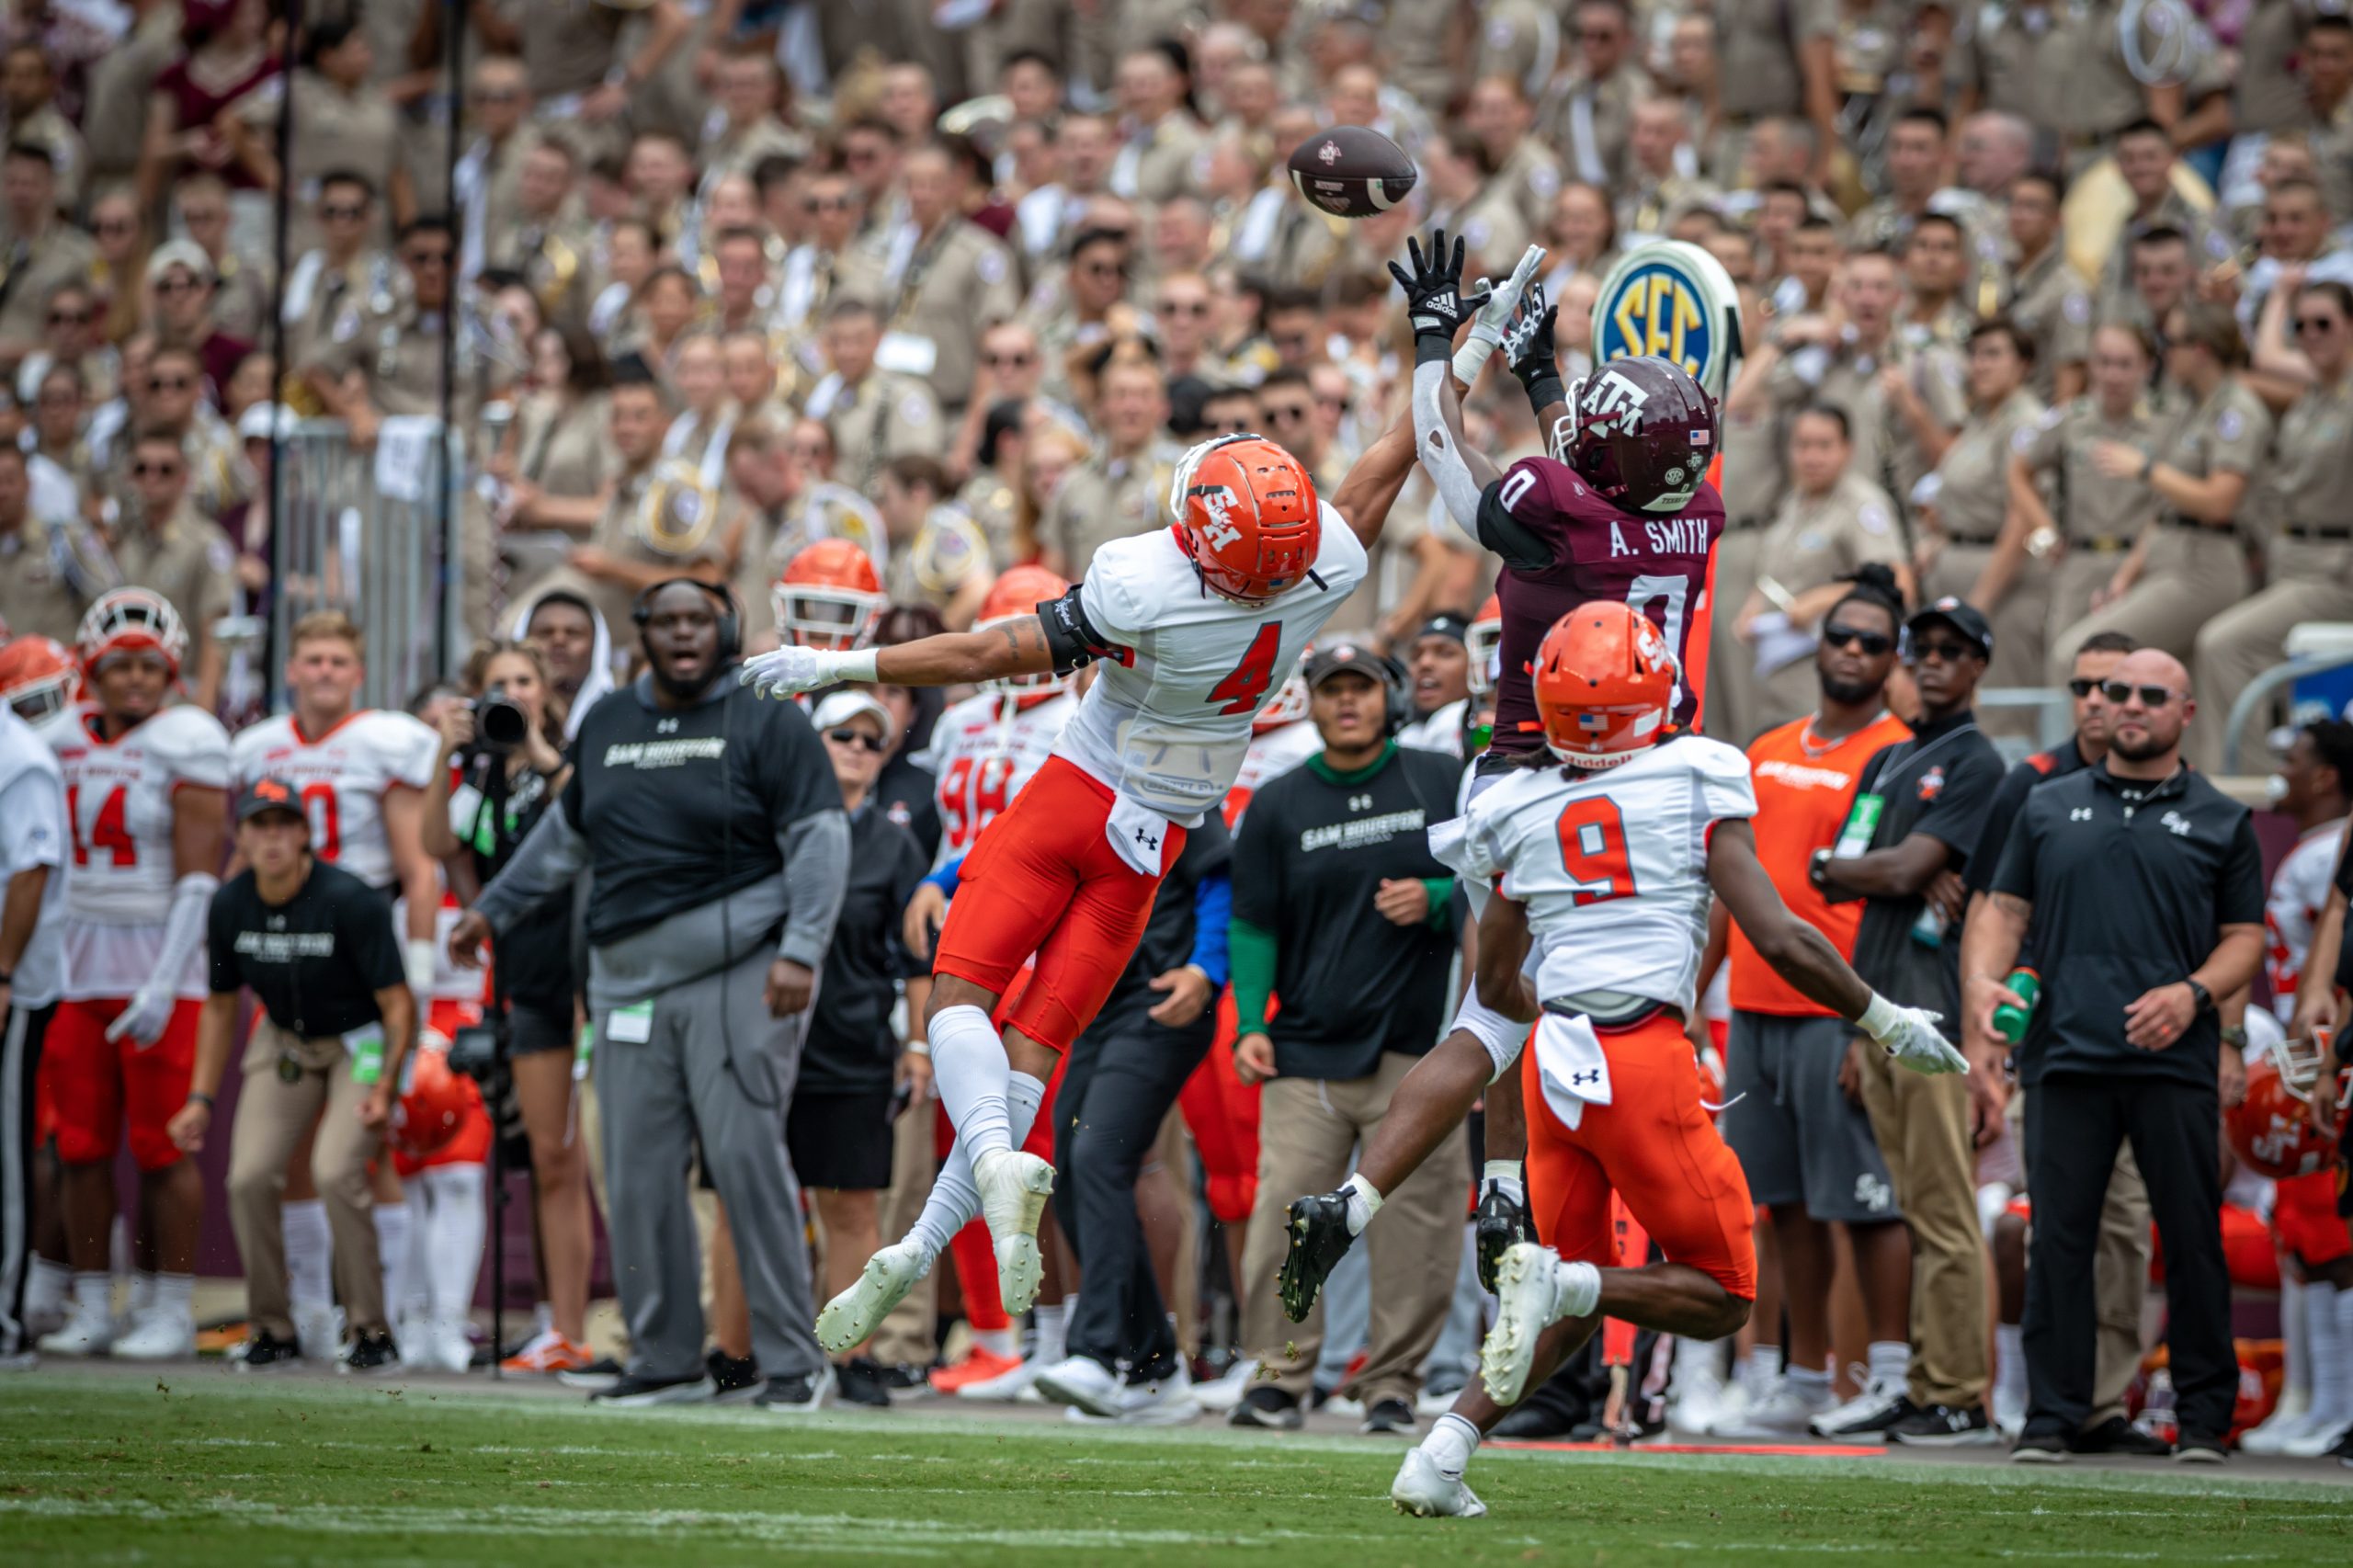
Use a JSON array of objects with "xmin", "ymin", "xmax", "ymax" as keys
[
  {"xmin": 2044, "ymin": 544, "xmax": 2131, "ymax": 660},
  {"xmin": 869, "ymin": 1103, "xmax": 939, "ymax": 1369},
  {"xmin": 1926, "ymin": 542, "xmax": 2051, "ymax": 737},
  {"xmin": 2045, "ymin": 526, "xmax": 2246, "ymax": 687},
  {"xmin": 1704, "ymin": 526, "xmax": 1767, "ymax": 747},
  {"xmin": 2192, "ymin": 536, "xmax": 2353, "ymax": 775},
  {"xmin": 1240, "ymin": 1051, "xmax": 1467, "ymax": 1406},
  {"xmin": 225, "ymin": 1018, "xmax": 386, "ymax": 1338},
  {"xmin": 1855, "ymin": 1039, "xmax": 1988, "ymax": 1407}
]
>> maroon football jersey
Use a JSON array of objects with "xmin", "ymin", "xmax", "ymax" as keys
[{"xmin": 1474, "ymin": 454, "xmax": 1724, "ymax": 756}]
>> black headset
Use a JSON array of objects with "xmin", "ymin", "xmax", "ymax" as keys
[{"xmin": 631, "ymin": 577, "xmax": 742, "ymax": 662}]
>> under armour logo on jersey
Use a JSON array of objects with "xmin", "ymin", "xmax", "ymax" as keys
[
  {"xmin": 1568, "ymin": 1067, "xmax": 1602, "ymax": 1087},
  {"xmin": 1188, "ymin": 483, "xmax": 1244, "ymax": 550},
  {"xmin": 1133, "ymin": 825, "xmax": 1159, "ymax": 852}
]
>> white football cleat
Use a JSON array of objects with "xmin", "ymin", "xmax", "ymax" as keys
[
  {"xmin": 1032, "ymin": 1354, "xmax": 1124, "ymax": 1418},
  {"xmin": 1392, "ymin": 1448, "xmax": 1486, "ymax": 1518},
  {"xmin": 973, "ymin": 1149, "xmax": 1055, "ymax": 1315},
  {"xmin": 429, "ymin": 1315, "xmax": 475, "ymax": 1373},
  {"xmin": 1481, "ymin": 1243, "xmax": 1563, "ymax": 1408},
  {"xmin": 1192, "ymin": 1358, "xmax": 1259, "ymax": 1415},
  {"xmin": 110, "ymin": 1306, "xmax": 195, "ymax": 1361},
  {"xmin": 2280, "ymin": 1413, "xmax": 2353, "ymax": 1459},
  {"xmin": 2239, "ymin": 1391, "xmax": 2312, "ymax": 1456},
  {"xmin": 1666, "ymin": 1342, "xmax": 1728, "ymax": 1437},
  {"xmin": 956, "ymin": 1352, "xmax": 1046, "ymax": 1402},
  {"xmin": 36, "ymin": 1299, "xmax": 113, "ymax": 1358},
  {"xmin": 815, "ymin": 1240, "xmax": 928, "ymax": 1355},
  {"xmin": 1714, "ymin": 1378, "xmax": 1835, "ymax": 1438},
  {"xmin": 294, "ymin": 1302, "xmax": 344, "ymax": 1362},
  {"xmin": 1116, "ymin": 1364, "xmax": 1200, "ymax": 1426}
]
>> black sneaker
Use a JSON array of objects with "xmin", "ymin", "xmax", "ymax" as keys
[
  {"xmin": 1885, "ymin": 1403, "xmax": 1997, "ymax": 1446},
  {"xmin": 754, "ymin": 1365, "xmax": 835, "ymax": 1414},
  {"xmin": 587, "ymin": 1372, "xmax": 715, "ymax": 1408},
  {"xmin": 1472, "ymin": 1183, "xmax": 1529, "ymax": 1295},
  {"xmin": 1278, "ymin": 1192, "xmax": 1356, "ymax": 1324},
  {"xmin": 1229, "ymin": 1385, "xmax": 1303, "ymax": 1430},
  {"xmin": 707, "ymin": 1348, "xmax": 763, "ymax": 1404},
  {"xmin": 558, "ymin": 1356, "xmax": 625, "ymax": 1392},
  {"xmin": 1359, "ymin": 1397, "xmax": 1415, "ymax": 1436},
  {"xmin": 1492, "ymin": 1403, "xmax": 1579, "ymax": 1439},
  {"xmin": 2333, "ymin": 1425, "xmax": 2353, "ymax": 1464},
  {"xmin": 877, "ymin": 1361, "xmax": 929, "ymax": 1392},
  {"xmin": 236, "ymin": 1327, "xmax": 303, "ymax": 1371},
  {"xmin": 2011, "ymin": 1429, "xmax": 2070, "ymax": 1464},
  {"xmin": 835, "ymin": 1358, "xmax": 892, "ymax": 1407},
  {"xmin": 341, "ymin": 1328, "xmax": 401, "ymax": 1375},
  {"xmin": 2172, "ymin": 1432, "xmax": 2227, "ymax": 1464},
  {"xmin": 2074, "ymin": 1415, "xmax": 2173, "ymax": 1457}
]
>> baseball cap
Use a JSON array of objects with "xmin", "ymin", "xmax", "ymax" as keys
[
  {"xmin": 236, "ymin": 776, "xmax": 308, "ymax": 826},
  {"xmin": 1904, "ymin": 596, "xmax": 1992, "ymax": 660},
  {"xmin": 148, "ymin": 239, "xmax": 215, "ymax": 285},
  {"xmin": 811, "ymin": 688, "xmax": 897, "ymax": 743},
  {"xmin": 1415, "ymin": 612, "xmax": 1471, "ymax": 647},
  {"xmin": 1302, "ymin": 639, "xmax": 1393, "ymax": 690}
]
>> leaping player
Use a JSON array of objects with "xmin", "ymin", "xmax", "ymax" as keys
[
  {"xmin": 737, "ymin": 232, "xmax": 1487, "ymax": 1346},
  {"xmin": 1390, "ymin": 604, "xmax": 1965, "ymax": 1517}
]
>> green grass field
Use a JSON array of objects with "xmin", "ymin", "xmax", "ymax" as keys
[{"xmin": 4, "ymin": 1371, "xmax": 2349, "ymax": 1566}]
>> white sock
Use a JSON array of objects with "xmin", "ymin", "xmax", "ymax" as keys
[
  {"xmin": 1342, "ymin": 1172, "xmax": 1384, "ymax": 1236},
  {"xmin": 1479, "ymin": 1160, "xmax": 1524, "ymax": 1207},
  {"xmin": 1548, "ymin": 1257, "xmax": 1600, "ymax": 1320},
  {"xmin": 1032, "ymin": 1301, "xmax": 1068, "ymax": 1364},
  {"xmin": 129, "ymin": 1269, "xmax": 157, "ymax": 1319},
  {"xmin": 150, "ymin": 1272, "xmax": 194, "ymax": 1320},
  {"xmin": 1866, "ymin": 1339, "xmax": 1910, "ymax": 1389},
  {"xmin": 1745, "ymin": 1345, "xmax": 1781, "ymax": 1390},
  {"xmin": 2279, "ymin": 1276, "xmax": 2310, "ymax": 1403},
  {"xmin": 1995, "ymin": 1324, "xmax": 2026, "ymax": 1401},
  {"xmin": 1423, "ymin": 1411, "xmax": 1482, "ymax": 1479},
  {"xmin": 282, "ymin": 1199, "xmax": 332, "ymax": 1310},
  {"xmin": 931, "ymin": 1005, "xmax": 1014, "ymax": 1162},
  {"xmin": 908, "ymin": 1070, "xmax": 1048, "ymax": 1259},
  {"xmin": 974, "ymin": 1324, "xmax": 1017, "ymax": 1358},
  {"xmin": 1787, "ymin": 1363, "xmax": 1831, "ymax": 1395},
  {"xmin": 26, "ymin": 1256, "xmax": 70, "ymax": 1316},
  {"xmin": 71, "ymin": 1270, "xmax": 108, "ymax": 1320},
  {"xmin": 374, "ymin": 1202, "xmax": 413, "ymax": 1322},
  {"xmin": 2313, "ymin": 1284, "xmax": 2353, "ymax": 1426},
  {"xmin": 423, "ymin": 1165, "xmax": 487, "ymax": 1317}
]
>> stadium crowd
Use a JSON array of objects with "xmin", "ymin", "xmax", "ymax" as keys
[{"xmin": 0, "ymin": 0, "xmax": 2350, "ymax": 1471}]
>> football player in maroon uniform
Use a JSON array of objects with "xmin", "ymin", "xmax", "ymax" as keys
[{"xmin": 1276, "ymin": 233, "xmax": 1727, "ymax": 1327}]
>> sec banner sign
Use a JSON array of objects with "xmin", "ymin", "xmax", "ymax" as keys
[{"xmin": 1593, "ymin": 242, "xmax": 1744, "ymax": 400}]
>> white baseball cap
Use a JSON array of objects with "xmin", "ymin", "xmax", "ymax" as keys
[{"xmin": 811, "ymin": 688, "xmax": 896, "ymax": 744}]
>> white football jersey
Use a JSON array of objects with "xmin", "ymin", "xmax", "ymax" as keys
[
  {"xmin": 921, "ymin": 688, "xmax": 1075, "ymax": 869},
  {"xmin": 1222, "ymin": 719, "xmax": 1320, "ymax": 827},
  {"xmin": 39, "ymin": 701, "xmax": 233, "ymax": 999},
  {"xmin": 231, "ymin": 710, "xmax": 440, "ymax": 890},
  {"xmin": 2267, "ymin": 819, "xmax": 2346, "ymax": 1021},
  {"xmin": 1434, "ymin": 737, "xmax": 1757, "ymax": 1015},
  {"xmin": 1054, "ymin": 511, "xmax": 1368, "ymax": 822}
]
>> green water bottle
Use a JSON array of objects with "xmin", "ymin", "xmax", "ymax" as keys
[
  {"xmin": 347, "ymin": 1026, "xmax": 386, "ymax": 1086},
  {"xmin": 1992, "ymin": 968, "xmax": 2041, "ymax": 1044}
]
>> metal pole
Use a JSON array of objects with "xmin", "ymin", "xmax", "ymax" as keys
[
  {"xmin": 265, "ymin": 0, "xmax": 304, "ymax": 714},
  {"xmin": 437, "ymin": 0, "xmax": 468, "ymax": 682}
]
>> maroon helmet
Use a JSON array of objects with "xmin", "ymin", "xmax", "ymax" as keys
[{"xmin": 1566, "ymin": 356, "xmax": 1719, "ymax": 516}]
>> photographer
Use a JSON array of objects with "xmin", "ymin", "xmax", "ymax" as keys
[
  {"xmin": 418, "ymin": 639, "xmax": 590, "ymax": 1376},
  {"xmin": 450, "ymin": 580, "xmax": 847, "ymax": 1411},
  {"xmin": 170, "ymin": 778, "xmax": 415, "ymax": 1372}
]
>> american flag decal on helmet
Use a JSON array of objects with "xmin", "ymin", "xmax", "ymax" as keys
[{"xmin": 1689, "ymin": 429, "xmax": 1711, "ymax": 445}]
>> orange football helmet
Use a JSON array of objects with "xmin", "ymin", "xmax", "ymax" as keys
[
  {"xmin": 0, "ymin": 634, "xmax": 77, "ymax": 722},
  {"xmin": 390, "ymin": 1034, "xmax": 483, "ymax": 1162},
  {"xmin": 1466, "ymin": 593, "xmax": 1504, "ymax": 698},
  {"xmin": 1531, "ymin": 601, "xmax": 1677, "ymax": 767},
  {"xmin": 773, "ymin": 539, "xmax": 886, "ymax": 651},
  {"xmin": 1170, "ymin": 435, "xmax": 1320, "ymax": 605},
  {"xmin": 976, "ymin": 563, "xmax": 1072, "ymax": 698},
  {"xmin": 77, "ymin": 587, "xmax": 187, "ymax": 676},
  {"xmin": 2226, "ymin": 1051, "xmax": 2347, "ymax": 1180}
]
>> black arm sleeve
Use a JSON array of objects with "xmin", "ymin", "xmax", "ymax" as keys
[
  {"xmin": 1473, "ymin": 479, "xmax": 1556, "ymax": 574},
  {"xmin": 1038, "ymin": 585, "xmax": 1123, "ymax": 676}
]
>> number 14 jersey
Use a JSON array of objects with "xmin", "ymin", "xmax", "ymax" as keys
[{"xmin": 1433, "ymin": 735, "xmax": 1756, "ymax": 1015}]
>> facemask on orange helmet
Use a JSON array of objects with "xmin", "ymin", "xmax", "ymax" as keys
[
  {"xmin": 76, "ymin": 587, "xmax": 188, "ymax": 678},
  {"xmin": 1465, "ymin": 593, "xmax": 1504, "ymax": 699},
  {"xmin": 1530, "ymin": 601, "xmax": 1676, "ymax": 769},
  {"xmin": 773, "ymin": 539, "xmax": 886, "ymax": 652},
  {"xmin": 975, "ymin": 562, "xmax": 1073, "ymax": 699},
  {"xmin": 0, "ymin": 634, "xmax": 76, "ymax": 722},
  {"xmin": 1167, "ymin": 433, "xmax": 1322, "ymax": 605}
]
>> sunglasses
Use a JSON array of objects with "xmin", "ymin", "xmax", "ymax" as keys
[
  {"xmin": 131, "ymin": 460, "xmax": 184, "ymax": 478},
  {"xmin": 824, "ymin": 727, "xmax": 886, "ymax": 753},
  {"xmin": 1908, "ymin": 639, "xmax": 1978, "ymax": 665},
  {"xmin": 321, "ymin": 203, "xmax": 367, "ymax": 221},
  {"xmin": 1077, "ymin": 261, "xmax": 1125, "ymax": 278},
  {"xmin": 1162, "ymin": 300, "xmax": 1211, "ymax": 316},
  {"xmin": 2295, "ymin": 316, "xmax": 2344, "ymax": 335},
  {"xmin": 1264, "ymin": 403, "xmax": 1310, "ymax": 422},
  {"xmin": 1821, "ymin": 623, "xmax": 1893, "ymax": 655},
  {"xmin": 1211, "ymin": 416, "xmax": 1253, "ymax": 432},
  {"xmin": 147, "ymin": 375, "xmax": 193, "ymax": 392},
  {"xmin": 2099, "ymin": 679, "xmax": 2184, "ymax": 708},
  {"xmin": 983, "ymin": 351, "xmax": 1035, "ymax": 368}
]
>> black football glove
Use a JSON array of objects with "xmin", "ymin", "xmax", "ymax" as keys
[
  {"xmin": 1502, "ymin": 281, "xmax": 1566, "ymax": 412},
  {"xmin": 1389, "ymin": 229, "xmax": 1491, "ymax": 356}
]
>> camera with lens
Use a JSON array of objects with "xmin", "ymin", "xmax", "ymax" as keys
[
  {"xmin": 446, "ymin": 1020, "xmax": 504, "ymax": 1081},
  {"xmin": 462, "ymin": 683, "xmax": 530, "ymax": 773}
]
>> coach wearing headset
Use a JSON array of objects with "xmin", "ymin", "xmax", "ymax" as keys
[
  {"xmin": 449, "ymin": 579, "xmax": 849, "ymax": 1412},
  {"xmin": 1227, "ymin": 639, "xmax": 1467, "ymax": 1437}
]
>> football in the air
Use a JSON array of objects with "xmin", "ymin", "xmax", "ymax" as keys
[{"xmin": 1287, "ymin": 125, "xmax": 1417, "ymax": 219}]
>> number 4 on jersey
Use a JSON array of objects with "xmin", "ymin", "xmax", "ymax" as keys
[
  {"xmin": 1206, "ymin": 622, "xmax": 1283, "ymax": 715},
  {"xmin": 67, "ymin": 783, "xmax": 139, "ymax": 868},
  {"xmin": 1554, "ymin": 795, "xmax": 1636, "ymax": 905}
]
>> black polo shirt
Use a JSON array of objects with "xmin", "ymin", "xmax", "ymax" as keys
[
  {"xmin": 1990, "ymin": 761, "xmax": 2265, "ymax": 1087},
  {"xmin": 1964, "ymin": 735, "xmax": 2092, "ymax": 900},
  {"xmin": 208, "ymin": 860, "xmax": 405, "ymax": 1039},
  {"xmin": 801, "ymin": 802, "xmax": 929, "ymax": 1096},
  {"xmin": 1848, "ymin": 710, "xmax": 2006, "ymax": 1039}
]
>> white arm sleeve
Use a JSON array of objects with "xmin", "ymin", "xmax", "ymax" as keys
[
  {"xmin": 1412, "ymin": 358, "xmax": 1489, "ymax": 550},
  {"xmin": 155, "ymin": 872, "xmax": 220, "ymax": 986}
]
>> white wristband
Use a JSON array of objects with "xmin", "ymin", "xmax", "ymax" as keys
[
  {"xmin": 1451, "ymin": 337, "xmax": 1497, "ymax": 386},
  {"xmin": 1858, "ymin": 991, "xmax": 1901, "ymax": 1041},
  {"xmin": 903, "ymin": 1039, "xmax": 930, "ymax": 1058},
  {"xmin": 827, "ymin": 647, "xmax": 881, "ymax": 684},
  {"xmin": 404, "ymin": 937, "xmax": 438, "ymax": 998}
]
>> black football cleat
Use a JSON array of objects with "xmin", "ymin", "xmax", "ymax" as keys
[
  {"xmin": 1473, "ymin": 1183, "xmax": 1530, "ymax": 1295},
  {"xmin": 1279, "ymin": 1192, "xmax": 1357, "ymax": 1323}
]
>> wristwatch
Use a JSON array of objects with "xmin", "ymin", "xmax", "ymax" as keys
[{"xmin": 2185, "ymin": 978, "xmax": 2213, "ymax": 1015}]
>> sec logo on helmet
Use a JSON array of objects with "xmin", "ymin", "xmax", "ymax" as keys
[{"xmin": 1594, "ymin": 242, "xmax": 1744, "ymax": 399}]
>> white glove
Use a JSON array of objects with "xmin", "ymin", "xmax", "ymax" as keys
[
  {"xmin": 1466, "ymin": 244, "xmax": 1549, "ymax": 352},
  {"xmin": 740, "ymin": 643, "xmax": 873, "ymax": 699},
  {"xmin": 1859, "ymin": 992, "xmax": 1970, "ymax": 1075},
  {"xmin": 106, "ymin": 982, "xmax": 176, "ymax": 1049}
]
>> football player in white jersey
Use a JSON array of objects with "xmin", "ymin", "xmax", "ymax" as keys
[
  {"xmin": 227, "ymin": 610, "xmax": 441, "ymax": 1359},
  {"xmin": 918, "ymin": 564, "xmax": 1080, "ymax": 871},
  {"xmin": 1221, "ymin": 661, "xmax": 1318, "ymax": 827},
  {"xmin": 1383, "ymin": 603, "xmax": 1963, "ymax": 1517},
  {"xmin": 33, "ymin": 589, "xmax": 231, "ymax": 1360},
  {"xmin": 745, "ymin": 339, "xmax": 1428, "ymax": 1344}
]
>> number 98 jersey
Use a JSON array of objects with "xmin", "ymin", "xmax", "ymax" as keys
[
  {"xmin": 919, "ymin": 689, "xmax": 1076, "ymax": 870},
  {"xmin": 1432, "ymin": 735, "xmax": 1755, "ymax": 1015}
]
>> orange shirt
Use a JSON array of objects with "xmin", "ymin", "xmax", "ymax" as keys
[{"xmin": 1728, "ymin": 710, "xmax": 1914, "ymax": 1017}]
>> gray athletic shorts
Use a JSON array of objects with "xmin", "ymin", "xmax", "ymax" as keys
[{"xmin": 1720, "ymin": 1011, "xmax": 1903, "ymax": 1224}]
